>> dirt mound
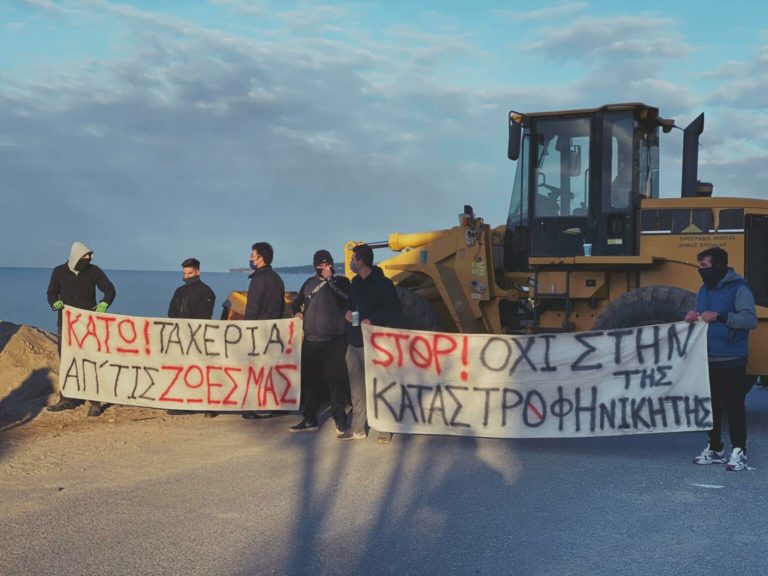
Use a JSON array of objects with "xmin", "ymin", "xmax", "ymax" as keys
[{"xmin": 0, "ymin": 321, "xmax": 59, "ymax": 427}]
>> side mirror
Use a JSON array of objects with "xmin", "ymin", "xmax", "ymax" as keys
[
  {"xmin": 508, "ymin": 111, "xmax": 524, "ymax": 160},
  {"xmin": 566, "ymin": 144, "xmax": 582, "ymax": 177}
]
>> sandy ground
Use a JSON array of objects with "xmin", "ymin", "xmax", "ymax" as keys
[{"xmin": 2, "ymin": 320, "xmax": 768, "ymax": 576}]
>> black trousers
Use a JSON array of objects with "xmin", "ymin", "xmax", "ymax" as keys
[
  {"xmin": 301, "ymin": 336, "xmax": 349, "ymax": 422},
  {"xmin": 708, "ymin": 363, "xmax": 747, "ymax": 452}
]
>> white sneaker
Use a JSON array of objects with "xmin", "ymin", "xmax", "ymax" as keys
[
  {"xmin": 726, "ymin": 448, "xmax": 748, "ymax": 471},
  {"xmin": 693, "ymin": 443, "xmax": 725, "ymax": 465}
]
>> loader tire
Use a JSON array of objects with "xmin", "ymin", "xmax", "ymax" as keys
[
  {"xmin": 592, "ymin": 285, "xmax": 697, "ymax": 330},
  {"xmin": 395, "ymin": 286, "xmax": 442, "ymax": 331}
]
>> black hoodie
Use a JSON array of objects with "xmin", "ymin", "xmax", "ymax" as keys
[{"xmin": 46, "ymin": 241, "xmax": 116, "ymax": 327}]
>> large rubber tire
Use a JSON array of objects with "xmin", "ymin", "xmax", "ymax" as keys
[
  {"xmin": 592, "ymin": 285, "xmax": 697, "ymax": 330},
  {"xmin": 395, "ymin": 286, "xmax": 442, "ymax": 331}
]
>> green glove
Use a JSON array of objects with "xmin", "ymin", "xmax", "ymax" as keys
[
  {"xmin": 95, "ymin": 301, "xmax": 109, "ymax": 313},
  {"xmin": 52, "ymin": 300, "xmax": 64, "ymax": 311}
]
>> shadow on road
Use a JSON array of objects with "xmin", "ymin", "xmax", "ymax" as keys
[
  {"xmin": 229, "ymin": 387, "xmax": 768, "ymax": 576},
  {"xmin": 235, "ymin": 424, "xmax": 509, "ymax": 576}
]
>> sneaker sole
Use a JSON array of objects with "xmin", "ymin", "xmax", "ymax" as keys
[{"xmin": 289, "ymin": 427, "xmax": 318, "ymax": 433}]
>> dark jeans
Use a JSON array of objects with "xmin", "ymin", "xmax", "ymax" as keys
[
  {"xmin": 708, "ymin": 363, "xmax": 747, "ymax": 452},
  {"xmin": 301, "ymin": 336, "xmax": 348, "ymax": 423}
]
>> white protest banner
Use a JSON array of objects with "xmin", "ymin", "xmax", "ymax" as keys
[
  {"xmin": 363, "ymin": 322, "xmax": 711, "ymax": 438},
  {"xmin": 59, "ymin": 306, "xmax": 301, "ymax": 410}
]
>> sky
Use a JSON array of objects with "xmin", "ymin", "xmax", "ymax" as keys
[{"xmin": 2, "ymin": 0, "xmax": 768, "ymax": 271}]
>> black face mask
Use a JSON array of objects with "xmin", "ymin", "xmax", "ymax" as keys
[
  {"xmin": 699, "ymin": 265, "xmax": 727, "ymax": 288},
  {"xmin": 74, "ymin": 258, "xmax": 91, "ymax": 272},
  {"xmin": 183, "ymin": 276, "xmax": 198, "ymax": 284}
]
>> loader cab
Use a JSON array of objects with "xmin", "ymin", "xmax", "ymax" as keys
[{"xmin": 504, "ymin": 103, "xmax": 661, "ymax": 269}]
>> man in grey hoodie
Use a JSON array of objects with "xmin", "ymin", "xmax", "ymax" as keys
[{"xmin": 46, "ymin": 241, "xmax": 116, "ymax": 416}]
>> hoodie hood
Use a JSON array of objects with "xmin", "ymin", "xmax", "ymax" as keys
[
  {"xmin": 717, "ymin": 267, "xmax": 744, "ymax": 288},
  {"xmin": 68, "ymin": 241, "xmax": 93, "ymax": 274}
]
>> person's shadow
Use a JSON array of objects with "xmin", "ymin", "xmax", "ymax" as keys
[
  {"xmin": 0, "ymin": 368, "xmax": 54, "ymax": 430},
  {"xmin": 0, "ymin": 323, "xmax": 56, "ymax": 462}
]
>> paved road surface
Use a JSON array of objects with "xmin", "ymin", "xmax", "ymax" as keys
[{"xmin": 2, "ymin": 389, "xmax": 767, "ymax": 576}]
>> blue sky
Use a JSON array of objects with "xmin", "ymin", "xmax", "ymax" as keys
[{"xmin": 2, "ymin": 0, "xmax": 768, "ymax": 271}]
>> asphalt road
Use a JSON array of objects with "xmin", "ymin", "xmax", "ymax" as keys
[{"xmin": 2, "ymin": 388, "xmax": 767, "ymax": 576}]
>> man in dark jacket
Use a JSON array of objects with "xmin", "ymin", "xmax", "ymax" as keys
[
  {"xmin": 339, "ymin": 243, "xmax": 402, "ymax": 444},
  {"xmin": 168, "ymin": 258, "xmax": 216, "ymax": 319},
  {"xmin": 243, "ymin": 242, "xmax": 285, "ymax": 419},
  {"xmin": 288, "ymin": 250, "xmax": 351, "ymax": 434},
  {"xmin": 687, "ymin": 246, "xmax": 757, "ymax": 471},
  {"xmin": 167, "ymin": 258, "xmax": 217, "ymax": 417},
  {"xmin": 244, "ymin": 242, "xmax": 284, "ymax": 321},
  {"xmin": 46, "ymin": 241, "xmax": 116, "ymax": 417}
]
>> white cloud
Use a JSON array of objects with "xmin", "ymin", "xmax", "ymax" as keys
[
  {"xmin": 6, "ymin": 1, "xmax": 766, "ymax": 270},
  {"xmin": 495, "ymin": 2, "xmax": 587, "ymax": 22},
  {"xmin": 526, "ymin": 16, "xmax": 691, "ymax": 62},
  {"xmin": 22, "ymin": 0, "xmax": 64, "ymax": 13}
]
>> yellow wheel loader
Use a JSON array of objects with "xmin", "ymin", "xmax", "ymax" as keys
[{"xmin": 337, "ymin": 103, "xmax": 768, "ymax": 378}]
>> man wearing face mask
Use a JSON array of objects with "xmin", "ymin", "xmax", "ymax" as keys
[
  {"xmin": 340, "ymin": 243, "xmax": 402, "ymax": 444},
  {"xmin": 242, "ymin": 242, "xmax": 285, "ymax": 419},
  {"xmin": 46, "ymin": 241, "xmax": 116, "ymax": 417},
  {"xmin": 168, "ymin": 258, "xmax": 216, "ymax": 320},
  {"xmin": 167, "ymin": 258, "xmax": 217, "ymax": 417},
  {"xmin": 288, "ymin": 250, "xmax": 351, "ymax": 434},
  {"xmin": 686, "ymin": 246, "xmax": 757, "ymax": 471},
  {"xmin": 244, "ymin": 242, "xmax": 284, "ymax": 321}
]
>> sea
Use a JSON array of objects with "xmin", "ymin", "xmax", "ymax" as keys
[{"xmin": 0, "ymin": 267, "xmax": 307, "ymax": 333}]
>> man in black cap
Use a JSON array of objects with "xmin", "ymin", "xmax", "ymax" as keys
[
  {"xmin": 288, "ymin": 249, "xmax": 351, "ymax": 433},
  {"xmin": 167, "ymin": 258, "xmax": 217, "ymax": 417}
]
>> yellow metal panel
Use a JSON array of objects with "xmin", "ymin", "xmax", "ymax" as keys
[{"xmin": 529, "ymin": 255, "xmax": 656, "ymax": 266}]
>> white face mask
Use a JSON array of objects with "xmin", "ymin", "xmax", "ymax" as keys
[{"xmin": 350, "ymin": 258, "xmax": 361, "ymax": 274}]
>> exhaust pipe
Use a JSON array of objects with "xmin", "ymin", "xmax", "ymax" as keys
[{"xmin": 681, "ymin": 113, "xmax": 704, "ymax": 198}]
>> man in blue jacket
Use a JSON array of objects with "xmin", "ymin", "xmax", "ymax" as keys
[
  {"xmin": 339, "ymin": 244, "xmax": 402, "ymax": 444},
  {"xmin": 686, "ymin": 246, "xmax": 757, "ymax": 471}
]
